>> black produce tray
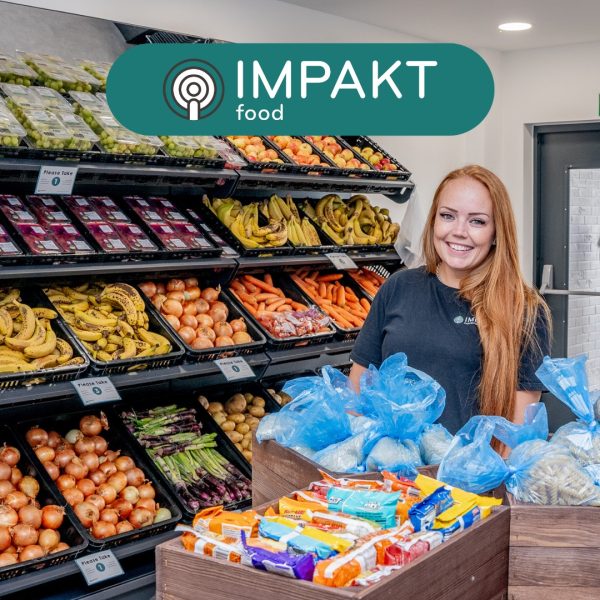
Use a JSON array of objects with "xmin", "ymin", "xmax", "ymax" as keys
[
  {"xmin": 0, "ymin": 286, "xmax": 89, "ymax": 390},
  {"xmin": 92, "ymin": 144, "xmax": 165, "ymax": 166},
  {"xmin": 157, "ymin": 149, "xmax": 226, "ymax": 170},
  {"xmin": 2, "ymin": 142, "xmax": 99, "ymax": 163},
  {"xmin": 134, "ymin": 283, "xmax": 266, "ymax": 362},
  {"xmin": 195, "ymin": 200, "xmax": 295, "ymax": 258},
  {"xmin": 43, "ymin": 284, "xmax": 185, "ymax": 376},
  {"xmin": 114, "ymin": 393, "xmax": 255, "ymax": 522},
  {"xmin": 304, "ymin": 136, "xmax": 378, "ymax": 178},
  {"xmin": 219, "ymin": 136, "xmax": 297, "ymax": 174},
  {"xmin": 227, "ymin": 274, "xmax": 335, "ymax": 351},
  {"xmin": 0, "ymin": 425, "xmax": 88, "ymax": 581},
  {"xmin": 284, "ymin": 271, "xmax": 371, "ymax": 342},
  {"xmin": 265, "ymin": 136, "xmax": 339, "ymax": 177},
  {"xmin": 18, "ymin": 409, "xmax": 182, "ymax": 550},
  {"xmin": 340, "ymin": 136, "xmax": 412, "ymax": 181},
  {"xmin": 347, "ymin": 264, "xmax": 393, "ymax": 301}
]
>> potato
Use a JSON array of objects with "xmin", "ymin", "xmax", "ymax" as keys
[
  {"xmin": 252, "ymin": 396, "xmax": 266, "ymax": 408},
  {"xmin": 243, "ymin": 431, "xmax": 252, "ymax": 441},
  {"xmin": 235, "ymin": 422, "xmax": 250, "ymax": 435},
  {"xmin": 241, "ymin": 438, "xmax": 251, "ymax": 450},
  {"xmin": 197, "ymin": 395, "xmax": 209, "ymax": 410},
  {"xmin": 248, "ymin": 405, "xmax": 265, "ymax": 418},
  {"xmin": 226, "ymin": 430, "xmax": 243, "ymax": 443},
  {"xmin": 244, "ymin": 392, "xmax": 254, "ymax": 403},
  {"xmin": 213, "ymin": 412, "xmax": 227, "ymax": 426},
  {"xmin": 221, "ymin": 420, "xmax": 236, "ymax": 432},
  {"xmin": 235, "ymin": 442, "xmax": 243, "ymax": 452},
  {"xmin": 242, "ymin": 450, "xmax": 253, "ymax": 462},
  {"xmin": 207, "ymin": 401, "xmax": 224, "ymax": 415},
  {"xmin": 229, "ymin": 413, "xmax": 245, "ymax": 424},
  {"xmin": 245, "ymin": 415, "xmax": 259, "ymax": 427},
  {"xmin": 225, "ymin": 394, "xmax": 247, "ymax": 414}
]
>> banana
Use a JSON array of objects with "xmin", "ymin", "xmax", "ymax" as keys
[
  {"xmin": 71, "ymin": 327, "xmax": 103, "ymax": 342},
  {"xmin": 117, "ymin": 321, "xmax": 135, "ymax": 338},
  {"xmin": 100, "ymin": 290, "xmax": 138, "ymax": 326},
  {"xmin": 0, "ymin": 308, "xmax": 13, "ymax": 338},
  {"xmin": 107, "ymin": 334, "xmax": 125, "ymax": 347},
  {"xmin": 95, "ymin": 338, "xmax": 108, "ymax": 350},
  {"xmin": 60, "ymin": 357, "xmax": 85, "ymax": 367},
  {"xmin": 135, "ymin": 346, "xmax": 159, "ymax": 358},
  {"xmin": 273, "ymin": 194, "xmax": 292, "ymax": 220},
  {"xmin": 55, "ymin": 338, "xmax": 73, "ymax": 364},
  {"xmin": 47, "ymin": 294, "xmax": 74, "ymax": 305},
  {"xmin": 114, "ymin": 337, "xmax": 136, "ymax": 360},
  {"xmin": 30, "ymin": 355, "xmax": 59, "ymax": 370},
  {"xmin": 74, "ymin": 283, "xmax": 90, "ymax": 293},
  {"xmin": 302, "ymin": 218, "xmax": 321, "ymax": 246},
  {"xmin": 13, "ymin": 302, "xmax": 36, "ymax": 340},
  {"xmin": 105, "ymin": 284, "xmax": 145, "ymax": 311},
  {"xmin": 0, "ymin": 289, "xmax": 20, "ymax": 306},
  {"xmin": 32, "ymin": 308, "xmax": 58, "ymax": 320},
  {"xmin": 24, "ymin": 326, "xmax": 57, "ymax": 359},
  {"xmin": 0, "ymin": 348, "xmax": 25, "ymax": 361},
  {"xmin": 75, "ymin": 309, "xmax": 118, "ymax": 328},
  {"xmin": 132, "ymin": 340, "xmax": 151, "ymax": 353},
  {"xmin": 302, "ymin": 200, "xmax": 317, "ymax": 220},
  {"xmin": 65, "ymin": 289, "xmax": 90, "ymax": 302},
  {"xmin": 5, "ymin": 320, "xmax": 45, "ymax": 350},
  {"xmin": 286, "ymin": 195, "xmax": 301, "ymax": 220},
  {"xmin": 61, "ymin": 300, "xmax": 90, "ymax": 313},
  {"xmin": 231, "ymin": 215, "xmax": 261, "ymax": 248},
  {"xmin": 0, "ymin": 362, "xmax": 36, "ymax": 373},
  {"xmin": 137, "ymin": 328, "xmax": 171, "ymax": 348},
  {"xmin": 104, "ymin": 343, "xmax": 119, "ymax": 353},
  {"xmin": 96, "ymin": 350, "xmax": 114, "ymax": 362},
  {"xmin": 0, "ymin": 356, "xmax": 31, "ymax": 367},
  {"xmin": 321, "ymin": 223, "xmax": 345, "ymax": 245}
]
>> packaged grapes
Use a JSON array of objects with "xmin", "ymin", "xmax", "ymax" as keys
[{"xmin": 0, "ymin": 53, "xmax": 37, "ymax": 85}]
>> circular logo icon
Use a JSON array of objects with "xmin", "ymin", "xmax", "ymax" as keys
[
  {"xmin": 51, "ymin": 177, "xmax": 60, "ymax": 186},
  {"xmin": 92, "ymin": 387, "xmax": 102, "ymax": 395},
  {"xmin": 453, "ymin": 315, "xmax": 464, "ymax": 324},
  {"xmin": 96, "ymin": 563, "xmax": 106, "ymax": 572},
  {"xmin": 163, "ymin": 59, "xmax": 224, "ymax": 121}
]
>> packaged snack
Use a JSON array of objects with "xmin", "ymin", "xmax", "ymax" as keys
[
  {"xmin": 383, "ymin": 530, "xmax": 442, "ymax": 566},
  {"xmin": 351, "ymin": 565, "xmax": 403, "ymax": 587},
  {"xmin": 433, "ymin": 506, "xmax": 490, "ymax": 541},
  {"xmin": 301, "ymin": 510, "xmax": 380, "ymax": 537},
  {"xmin": 241, "ymin": 532, "xmax": 316, "ymax": 581},
  {"xmin": 192, "ymin": 506, "xmax": 260, "ymax": 540},
  {"xmin": 278, "ymin": 496, "xmax": 328, "ymax": 520},
  {"xmin": 326, "ymin": 487, "xmax": 400, "ymax": 528},
  {"xmin": 180, "ymin": 527, "xmax": 245, "ymax": 563},
  {"xmin": 408, "ymin": 486, "xmax": 454, "ymax": 532}
]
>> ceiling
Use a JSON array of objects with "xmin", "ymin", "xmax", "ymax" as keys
[{"xmin": 281, "ymin": 0, "xmax": 600, "ymax": 51}]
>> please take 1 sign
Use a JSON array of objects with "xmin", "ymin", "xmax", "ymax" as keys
[{"xmin": 35, "ymin": 165, "xmax": 78, "ymax": 195}]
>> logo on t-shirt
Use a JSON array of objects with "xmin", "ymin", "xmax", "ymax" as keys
[{"xmin": 454, "ymin": 315, "xmax": 477, "ymax": 325}]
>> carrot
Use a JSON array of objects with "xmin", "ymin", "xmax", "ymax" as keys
[
  {"xmin": 277, "ymin": 304, "xmax": 293, "ymax": 312},
  {"xmin": 230, "ymin": 280, "xmax": 247, "ymax": 293},
  {"xmin": 256, "ymin": 292, "xmax": 280, "ymax": 301},
  {"xmin": 367, "ymin": 270, "xmax": 386, "ymax": 284},
  {"xmin": 244, "ymin": 303, "xmax": 258, "ymax": 316},
  {"xmin": 360, "ymin": 298, "xmax": 371, "ymax": 312},
  {"xmin": 266, "ymin": 298, "xmax": 287, "ymax": 311},
  {"xmin": 318, "ymin": 282, "xmax": 327, "ymax": 298},
  {"xmin": 242, "ymin": 275, "xmax": 284, "ymax": 297},
  {"xmin": 236, "ymin": 291, "xmax": 258, "ymax": 306},
  {"xmin": 326, "ymin": 284, "xmax": 334, "ymax": 302},
  {"xmin": 258, "ymin": 301, "xmax": 266, "ymax": 311},
  {"xmin": 336, "ymin": 286, "xmax": 346, "ymax": 307},
  {"xmin": 316, "ymin": 273, "xmax": 344, "ymax": 282},
  {"xmin": 322, "ymin": 305, "xmax": 353, "ymax": 329},
  {"xmin": 264, "ymin": 273, "xmax": 273, "ymax": 286},
  {"xmin": 291, "ymin": 301, "xmax": 308, "ymax": 311},
  {"xmin": 303, "ymin": 278, "xmax": 319, "ymax": 289}
]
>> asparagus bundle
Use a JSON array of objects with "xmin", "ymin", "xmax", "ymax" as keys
[{"xmin": 121, "ymin": 405, "xmax": 251, "ymax": 512}]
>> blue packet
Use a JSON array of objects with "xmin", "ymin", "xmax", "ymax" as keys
[
  {"xmin": 433, "ymin": 506, "xmax": 481, "ymax": 541},
  {"xmin": 326, "ymin": 487, "xmax": 400, "ymax": 528},
  {"xmin": 408, "ymin": 486, "xmax": 454, "ymax": 532},
  {"xmin": 257, "ymin": 519, "xmax": 337, "ymax": 560}
]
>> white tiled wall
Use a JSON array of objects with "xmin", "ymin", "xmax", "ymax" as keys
[{"xmin": 568, "ymin": 169, "xmax": 600, "ymax": 388}]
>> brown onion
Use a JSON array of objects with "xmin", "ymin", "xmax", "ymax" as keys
[
  {"xmin": 62, "ymin": 488, "xmax": 84, "ymax": 506},
  {"xmin": 99, "ymin": 508, "xmax": 119, "ymax": 525},
  {"xmin": 18, "ymin": 476, "xmax": 39, "ymax": 499},
  {"xmin": 0, "ymin": 552, "xmax": 17, "ymax": 566},
  {"xmin": 0, "ymin": 506, "xmax": 17, "ymax": 528},
  {"xmin": 86, "ymin": 494, "xmax": 106, "ymax": 512},
  {"xmin": 0, "ymin": 446, "xmax": 20, "ymax": 467},
  {"xmin": 152, "ymin": 293, "xmax": 167, "ymax": 311},
  {"xmin": 56, "ymin": 474, "xmax": 76, "ymax": 492},
  {"xmin": 167, "ymin": 279, "xmax": 185, "ymax": 292},
  {"xmin": 41, "ymin": 505, "xmax": 64, "ymax": 530},
  {"xmin": 137, "ymin": 483, "xmax": 156, "ymax": 499},
  {"xmin": 0, "ymin": 462, "xmax": 10, "ymax": 481},
  {"xmin": 135, "ymin": 498, "xmax": 156, "ymax": 513},
  {"xmin": 184, "ymin": 277, "xmax": 199, "ymax": 288},
  {"xmin": 38, "ymin": 529, "xmax": 60, "ymax": 552},
  {"xmin": 55, "ymin": 448, "xmax": 76, "ymax": 468},
  {"xmin": 74, "ymin": 437, "xmax": 95, "ymax": 456},
  {"xmin": 201, "ymin": 287, "xmax": 220, "ymax": 303},
  {"xmin": 26, "ymin": 428, "xmax": 48, "ymax": 449},
  {"xmin": 129, "ymin": 508, "xmax": 153, "ymax": 529},
  {"xmin": 166, "ymin": 290, "xmax": 185, "ymax": 303},
  {"xmin": 80, "ymin": 452, "xmax": 99, "ymax": 473},
  {"xmin": 65, "ymin": 459, "xmax": 88, "ymax": 481},
  {"xmin": 0, "ymin": 527, "xmax": 10, "ymax": 552},
  {"xmin": 125, "ymin": 468, "xmax": 145, "ymax": 488},
  {"xmin": 232, "ymin": 331, "xmax": 253, "ymax": 345},
  {"xmin": 50, "ymin": 542, "xmax": 69, "ymax": 554},
  {"xmin": 89, "ymin": 470, "xmax": 106, "ymax": 486},
  {"xmin": 5, "ymin": 491, "xmax": 28, "ymax": 511},
  {"xmin": 0, "ymin": 480, "xmax": 15, "ymax": 499},
  {"xmin": 43, "ymin": 461, "xmax": 59, "ymax": 481},
  {"xmin": 138, "ymin": 281, "xmax": 157, "ymax": 297},
  {"xmin": 11, "ymin": 523, "xmax": 38, "ymax": 547},
  {"xmin": 18, "ymin": 505, "xmax": 41, "ymax": 529},
  {"xmin": 196, "ymin": 326, "xmax": 216, "ymax": 342},
  {"xmin": 18, "ymin": 544, "xmax": 44, "ymax": 563},
  {"xmin": 98, "ymin": 461, "xmax": 117, "ymax": 477},
  {"xmin": 163, "ymin": 314, "xmax": 180, "ymax": 330},
  {"xmin": 10, "ymin": 467, "xmax": 22, "ymax": 486},
  {"xmin": 35, "ymin": 446, "xmax": 55, "ymax": 463},
  {"xmin": 115, "ymin": 521, "xmax": 134, "ymax": 534},
  {"xmin": 182, "ymin": 301, "xmax": 197, "ymax": 317},
  {"xmin": 114, "ymin": 456, "xmax": 135, "ymax": 473},
  {"xmin": 162, "ymin": 299, "xmax": 183, "ymax": 318},
  {"xmin": 111, "ymin": 498, "xmax": 133, "ymax": 519},
  {"xmin": 76, "ymin": 478, "xmax": 95, "ymax": 498},
  {"xmin": 208, "ymin": 307, "xmax": 227, "ymax": 323},
  {"xmin": 47, "ymin": 431, "xmax": 62, "ymax": 449},
  {"xmin": 230, "ymin": 318, "xmax": 247, "ymax": 333},
  {"xmin": 213, "ymin": 321, "xmax": 233, "ymax": 338},
  {"xmin": 92, "ymin": 521, "xmax": 116, "ymax": 540},
  {"xmin": 79, "ymin": 415, "xmax": 103, "ymax": 437},
  {"xmin": 180, "ymin": 314, "xmax": 198, "ymax": 329},
  {"xmin": 178, "ymin": 326, "xmax": 196, "ymax": 345},
  {"xmin": 196, "ymin": 314, "xmax": 214, "ymax": 329},
  {"xmin": 183, "ymin": 286, "xmax": 201, "ymax": 301},
  {"xmin": 91, "ymin": 436, "xmax": 108, "ymax": 456},
  {"xmin": 190, "ymin": 337, "xmax": 214, "ymax": 350},
  {"xmin": 73, "ymin": 501, "xmax": 99, "ymax": 528},
  {"xmin": 97, "ymin": 483, "xmax": 117, "ymax": 504},
  {"xmin": 215, "ymin": 336, "xmax": 234, "ymax": 347},
  {"xmin": 120, "ymin": 486, "xmax": 140, "ymax": 504},
  {"xmin": 104, "ymin": 450, "xmax": 120, "ymax": 463},
  {"xmin": 194, "ymin": 298, "xmax": 210, "ymax": 314}
]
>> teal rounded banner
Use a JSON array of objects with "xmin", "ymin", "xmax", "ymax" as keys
[{"xmin": 106, "ymin": 43, "xmax": 494, "ymax": 136}]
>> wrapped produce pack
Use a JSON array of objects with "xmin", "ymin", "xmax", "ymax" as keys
[
  {"xmin": 536, "ymin": 355, "xmax": 600, "ymax": 466},
  {"xmin": 419, "ymin": 423, "xmax": 455, "ymax": 465}
]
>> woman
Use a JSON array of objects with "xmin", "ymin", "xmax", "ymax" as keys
[{"xmin": 349, "ymin": 165, "xmax": 551, "ymax": 433}]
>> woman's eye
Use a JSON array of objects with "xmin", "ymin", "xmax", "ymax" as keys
[
  {"xmin": 471, "ymin": 219, "xmax": 486, "ymax": 226},
  {"xmin": 440, "ymin": 212, "xmax": 453, "ymax": 220}
]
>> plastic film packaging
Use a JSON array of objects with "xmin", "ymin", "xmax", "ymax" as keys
[
  {"xmin": 302, "ymin": 510, "xmax": 380, "ymax": 537},
  {"xmin": 192, "ymin": 506, "xmax": 260, "ymax": 540},
  {"xmin": 419, "ymin": 423, "xmax": 453, "ymax": 465},
  {"xmin": 408, "ymin": 486, "xmax": 454, "ymax": 532},
  {"xmin": 326, "ymin": 487, "xmax": 400, "ymax": 528},
  {"xmin": 179, "ymin": 525, "xmax": 245, "ymax": 564}
]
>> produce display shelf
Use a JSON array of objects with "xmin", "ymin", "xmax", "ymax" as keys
[
  {"xmin": 234, "ymin": 170, "xmax": 415, "ymax": 203},
  {"xmin": 0, "ymin": 529, "xmax": 179, "ymax": 599},
  {"xmin": 0, "ymin": 256, "xmax": 238, "ymax": 280},
  {"xmin": 0, "ymin": 352, "xmax": 271, "ymax": 407}
]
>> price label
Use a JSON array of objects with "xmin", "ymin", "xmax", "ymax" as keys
[
  {"xmin": 72, "ymin": 377, "xmax": 121, "ymax": 406},
  {"xmin": 76, "ymin": 550, "xmax": 124, "ymax": 586},
  {"xmin": 325, "ymin": 252, "xmax": 358, "ymax": 270},
  {"xmin": 35, "ymin": 165, "xmax": 78, "ymax": 195},
  {"xmin": 214, "ymin": 357, "xmax": 254, "ymax": 381}
]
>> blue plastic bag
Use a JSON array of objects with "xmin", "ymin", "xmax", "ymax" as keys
[
  {"xmin": 535, "ymin": 355, "xmax": 600, "ymax": 466},
  {"xmin": 256, "ymin": 366, "xmax": 354, "ymax": 451},
  {"xmin": 359, "ymin": 353, "xmax": 446, "ymax": 441},
  {"xmin": 419, "ymin": 423, "xmax": 454, "ymax": 465}
]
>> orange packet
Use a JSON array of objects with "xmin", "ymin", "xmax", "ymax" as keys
[
  {"xmin": 279, "ymin": 496, "xmax": 328, "ymax": 519},
  {"xmin": 192, "ymin": 505, "xmax": 259, "ymax": 539},
  {"xmin": 180, "ymin": 529, "xmax": 243, "ymax": 563}
]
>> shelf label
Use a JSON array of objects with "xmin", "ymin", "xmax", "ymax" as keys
[
  {"xmin": 35, "ymin": 165, "xmax": 78, "ymax": 195},
  {"xmin": 215, "ymin": 357, "xmax": 254, "ymax": 381},
  {"xmin": 325, "ymin": 252, "xmax": 358, "ymax": 270},
  {"xmin": 72, "ymin": 377, "xmax": 121, "ymax": 406},
  {"xmin": 76, "ymin": 550, "xmax": 124, "ymax": 586}
]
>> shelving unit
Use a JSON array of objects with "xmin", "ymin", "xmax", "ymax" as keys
[{"xmin": 0, "ymin": 147, "xmax": 408, "ymax": 599}]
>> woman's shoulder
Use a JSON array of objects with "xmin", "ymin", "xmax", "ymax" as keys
[{"xmin": 386, "ymin": 265, "xmax": 431, "ymax": 286}]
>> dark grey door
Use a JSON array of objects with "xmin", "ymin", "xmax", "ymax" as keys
[{"xmin": 533, "ymin": 122, "xmax": 600, "ymax": 430}]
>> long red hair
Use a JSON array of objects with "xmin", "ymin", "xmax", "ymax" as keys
[{"xmin": 421, "ymin": 165, "xmax": 551, "ymax": 420}]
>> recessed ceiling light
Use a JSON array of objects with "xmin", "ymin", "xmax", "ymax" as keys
[{"xmin": 498, "ymin": 22, "xmax": 532, "ymax": 32}]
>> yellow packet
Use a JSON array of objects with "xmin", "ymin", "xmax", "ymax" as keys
[{"xmin": 279, "ymin": 496, "xmax": 326, "ymax": 520}]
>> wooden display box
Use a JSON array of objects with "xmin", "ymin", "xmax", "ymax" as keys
[
  {"xmin": 507, "ymin": 494, "xmax": 600, "ymax": 599},
  {"xmin": 156, "ymin": 505, "xmax": 509, "ymax": 600}
]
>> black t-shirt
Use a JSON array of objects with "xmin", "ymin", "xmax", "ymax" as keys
[{"xmin": 350, "ymin": 267, "xmax": 550, "ymax": 434}]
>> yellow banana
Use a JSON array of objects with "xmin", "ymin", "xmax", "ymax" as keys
[
  {"xmin": 0, "ymin": 348, "xmax": 25, "ymax": 360},
  {"xmin": 75, "ymin": 309, "xmax": 117, "ymax": 328},
  {"xmin": 71, "ymin": 328, "xmax": 102, "ymax": 342},
  {"xmin": 0, "ymin": 362, "xmax": 36, "ymax": 373},
  {"xmin": 136, "ymin": 328, "xmax": 171, "ymax": 347},
  {"xmin": 55, "ymin": 338, "xmax": 73, "ymax": 364},
  {"xmin": 30, "ymin": 355, "xmax": 59, "ymax": 370},
  {"xmin": 117, "ymin": 320, "xmax": 135, "ymax": 338},
  {"xmin": 114, "ymin": 337, "xmax": 136, "ymax": 360},
  {"xmin": 0, "ymin": 308, "xmax": 13, "ymax": 337},
  {"xmin": 32, "ymin": 308, "xmax": 58, "ymax": 320},
  {"xmin": 0, "ymin": 289, "xmax": 20, "ymax": 306},
  {"xmin": 13, "ymin": 302, "xmax": 36, "ymax": 340},
  {"xmin": 60, "ymin": 357, "xmax": 85, "ymax": 367},
  {"xmin": 103, "ymin": 284, "xmax": 145, "ymax": 311},
  {"xmin": 24, "ymin": 326, "xmax": 57, "ymax": 359},
  {"xmin": 96, "ymin": 350, "xmax": 114, "ymax": 362}
]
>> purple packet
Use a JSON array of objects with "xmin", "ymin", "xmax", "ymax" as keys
[{"xmin": 240, "ymin": 531, "xmax": 315, "ymax": 581}]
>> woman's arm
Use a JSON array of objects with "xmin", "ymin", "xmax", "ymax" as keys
[
  {"xmin": 512, "ymin": 390, "xmax": 542, "ymax": 424},
  {"xmin": 349, "ymin": 363, "xmax": 367, "ymax": 393}
]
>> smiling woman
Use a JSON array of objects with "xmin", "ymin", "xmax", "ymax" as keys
[{"xmin": 349, "ymin": 165, "xmax": 552, "ymax": 434}]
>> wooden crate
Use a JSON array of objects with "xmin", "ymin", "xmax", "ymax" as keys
[
  {"xmin": 156, "ymin": 506, "xmax": 509, "ymax": 600},
  {"xmin": 507, "ymin": 494, "xmax": 600, "ymax": 599}
]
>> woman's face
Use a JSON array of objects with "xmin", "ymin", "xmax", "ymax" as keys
[{"xmin": 433, "ymin": 176, "xmax": 496, "ymax": 283}]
